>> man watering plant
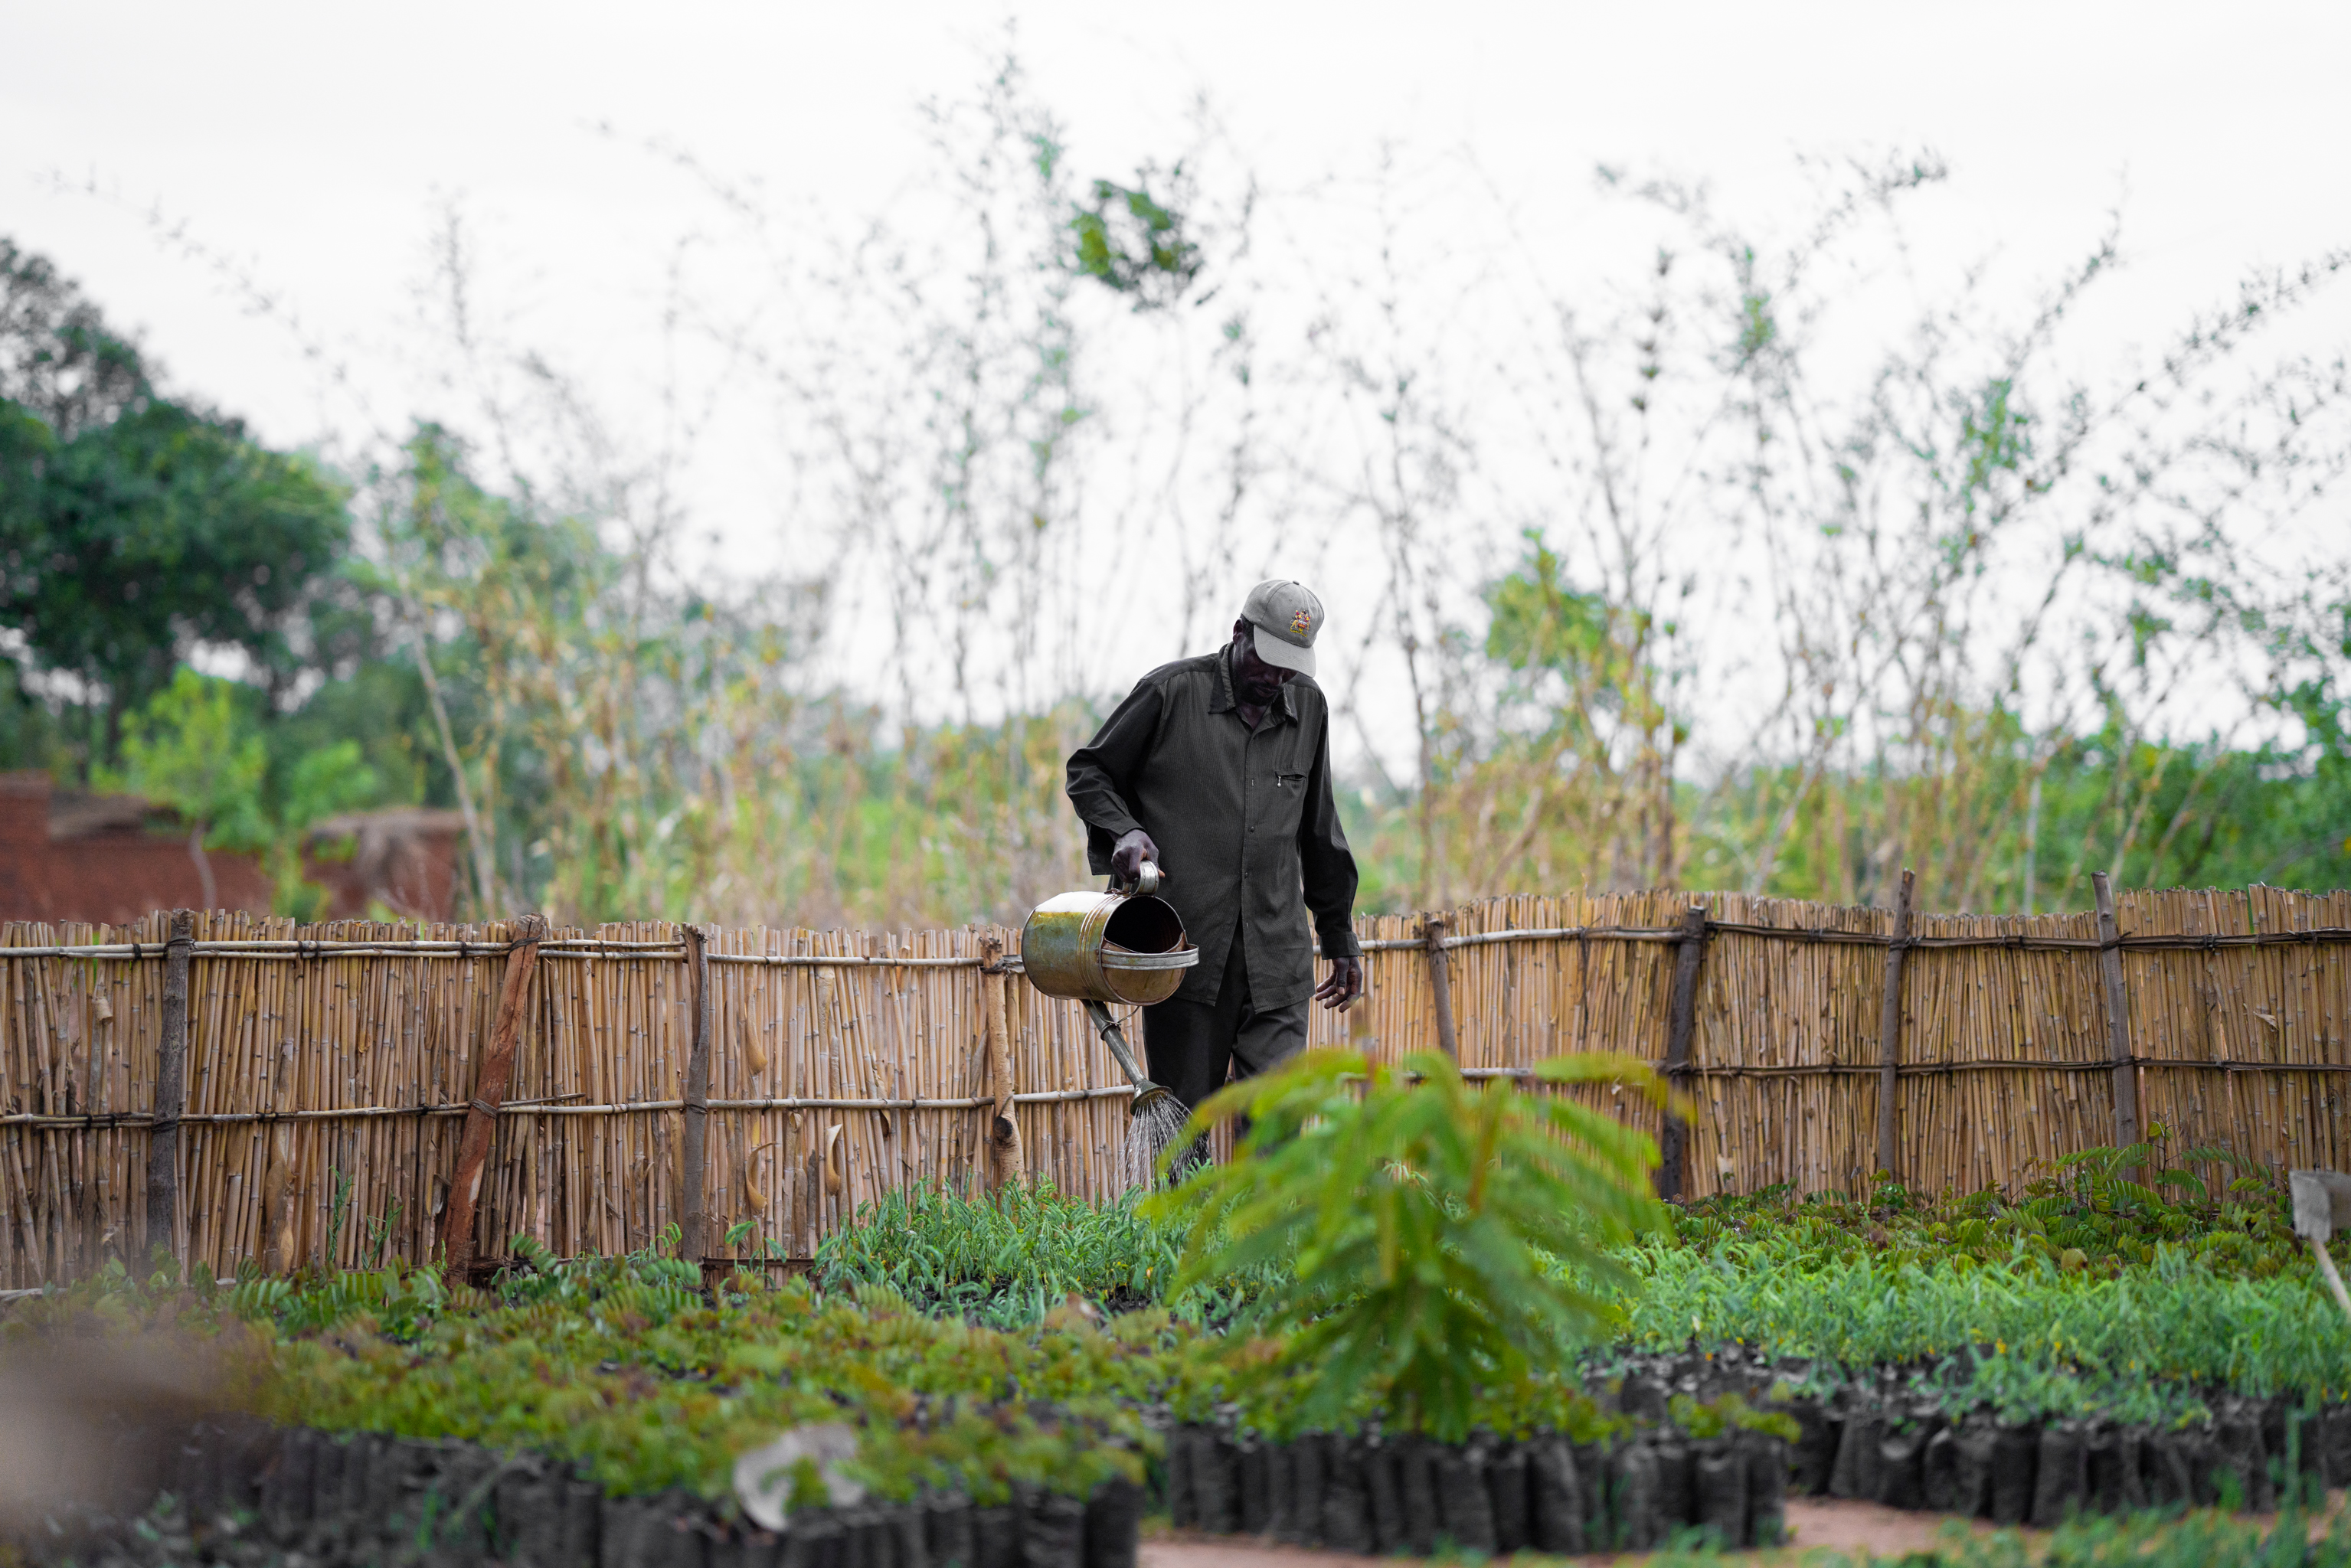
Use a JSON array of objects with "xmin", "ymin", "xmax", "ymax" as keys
[{"xmin": 1064, "ymin": 580, "xmax": 1365, "ymax": 1118}]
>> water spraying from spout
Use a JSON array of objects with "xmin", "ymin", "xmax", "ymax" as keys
[{"xmin": 1082, "ymin": 999, "xmax": 1189, "ymax": 1187}]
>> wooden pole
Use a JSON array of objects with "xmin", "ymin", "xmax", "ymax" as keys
[
  {"xmin": 1424, "ymin": 914, "xmax": 1459, "ymax": 1058},
  {"xmin": 2092, "ymin": 871, "xmax": 2140, "ymax": 1154},
  {"xmin": 145, "ymin": 910, "xmax": 193, "ymax": 1264},
  {"xmin": 1875, "ymin": 867, "xmax": 1916, "ymax": 1184},
  {"xmin": 981, "ymin": 935, "xmax": 1024, "ymax": 1188},
  {"xmin": 1656, "ymin": 903, "xmax": 1708, "ymax": 1201},
  {"xmin": 443, "ymin": 913, "xmax": 545, "ymax": 1283},
  {"xmin": 681, "ymin": 924, "xmax": 714, "ymax": 1264}
]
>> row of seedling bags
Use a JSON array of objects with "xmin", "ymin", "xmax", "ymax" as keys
[
  {"xmin": 1782, "ymin": 1389, "xmax": 2348, "ymax": 1523},
  {"xmin": 1605, "ymin": 1348, "xmax": 2351, "ymax": 1524},
  {"xmin": 1158, "ymin": 1387, "xmax": 2351, "ymax": 1555},
  {"xmin": 21, "ymin": 1419, "xmax": 1143, "ymax": 1568},
  {"xmin": 1162, "ymin": 1423, "xmax": 1793, "ymax": 1553}
]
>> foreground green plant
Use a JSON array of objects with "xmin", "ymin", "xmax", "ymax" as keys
[{"xmin": 1147, "ymin": 1048, "xmax": 1669, "ymax": 1441}]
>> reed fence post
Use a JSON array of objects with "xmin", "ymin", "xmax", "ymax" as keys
[
  {"xmin": 1656, "ymin": 903, "xmax": 1708, "ymax": 1201},
  {"xmin": 443, "ymin": 913, "xmax": 545, "ymax": 1283},
  {"xmin": 2092, "ymin": 871, "xmax": 2140, "ymax": 1156},
  {"xmin": 1424, "ymin": 914, "xmax": 1460, "ymax": 1057},
  {"xmin": 681, "ymin": 924, "xmax": 714, "ymax": 1266},
  {"xmin": 981, "ymin": 934, "xmax": 1024, "ymax": 1188},
  {"xmin": 1875, "ymin": 867, "xmax": 1916, "ymax": 1185},
  {"xmin": 145, "ymin": 909, "xmax": 193, "ymax": 1264}
]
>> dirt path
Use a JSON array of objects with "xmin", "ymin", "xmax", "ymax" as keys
[
  {"xmin": 1142, "ymin": 1498, "xmax": 2003, "ymax": 1564},
  {"xmin": 1142, "ymin": 1491, "xmax": 2346, "ymax": 1565}
]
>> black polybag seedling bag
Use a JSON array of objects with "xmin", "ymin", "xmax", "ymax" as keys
[
  {"xmin": 1741, "ymin": 1430, "xmax": 1787, "ymax": 1547},
  {"xmin": 1829, "ymin": 1411, "xmax": 1884, "ymax": 1501},
  {"xmin": 1319, "ymin": 1437, "xmax": 1375, "ymax": 1555},
  {"xmin": 1191, "ymin": 1432, "xmax": 1236, "ymax": 1535},
  {"xmin": 1988, "ymin": 1423, "xmax": 2037, "ymax": 1526},
  {"xmin": 1575, "ymin": 1441, "xmax": 1614, "ymax": 1548},
  {"xmin": 1877, "ymin": 1422, "xmax": 1932, "ymax": 1511},
  {"xmin": 1398, "ymin": 1438, "xmax": 1440, "ymax": 1556},
  {"xmin": 926, "ymin": 1492, "xmax": 976, "ymax": 1568},
  {"xmin": 1614, "ymin": 1442, "xmax": 1664, "ymax": 1550},
  {"xmin": 1235, "ymin": 1439, "xmax": 1270, "ymax": 1535},
  {"xmin": 1435, "ymin": 1443, "xmax": 1498, "ymax": 1553},
  {"xmin": 1485, "ymin": 1442, "xmax": 1531, "ymax": 1554},
  {"xmin": 972, "ymin": 1503, "xmax": 1020, "ymax": 1568},
  {"xmin": 2030, "ymin": 1421, "xmax": 2088, "ymax": 1529},
  {"xmin": 1083, "ymin": 1478, "xmax": 1140, "ymax": 1568},
  {"xmin": 2085, "ymin": 1425, "xmax": 2146, "ymax": 1514},
  {"xmin": 1021, "ymin": 1489, "xmax": 1085, "ymax": 1568},
  {"xmin": 1695, "ymin": 1440, "xmax": 1748, "ymax": 1547},
  {"xmin": 1787, "ymin": 1400, "xmax": 1837, "ymax": 1495},
  {"xmin": 1261, "ymin": 1440, "xmax": 1294, "ymax": 1541},
  {"xmin": 1161, "ymin": 1426, "xmax": 1195, "ymax": 1528},
  {"xmin": 1284, "ymin": 1435, "xmax": 1325, "ymax": 1547},
  {"xmin": 1652, "ymin": 1439, "xmax": 1693, "ymax": 1532}
]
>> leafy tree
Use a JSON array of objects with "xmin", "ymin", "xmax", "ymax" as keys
[
  {"xmin": 103, "ymin": 667, "xmax": 379, "ymax": 913},
  {"xmin": 0, "ymin": 239, "xmax": 352, "ymax": 766},
  {"xmin": 1146, "ymin": 1048, "xmax": 1669, "ymax": 1441},
  {"xmin": 105, "ymin": 667, "xmax": 270, "ymax": 908}
]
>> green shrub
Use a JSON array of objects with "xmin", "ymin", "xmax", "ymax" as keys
[{"xmin": 1146, "ymin": 1047, "xmax": 1669, "ymax": 1441}]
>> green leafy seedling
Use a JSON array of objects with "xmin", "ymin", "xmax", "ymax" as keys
[{"xmin": 1146, "ymin": 1047, "xmax": 1671, "ymax": 1441}]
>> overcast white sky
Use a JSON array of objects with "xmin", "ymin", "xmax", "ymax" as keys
[
  {"xmin": 5, "ymin": 1, "xmax": 2348, "ymax": 769},
  {"xmin": 10, "ymin": 0, "xmax": 2347, "ymax": 460}
]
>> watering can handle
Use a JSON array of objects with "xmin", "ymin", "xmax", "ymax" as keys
[{"xmin": 1113, "ymin": 861, "xmax": 1163, "ymax": 897}]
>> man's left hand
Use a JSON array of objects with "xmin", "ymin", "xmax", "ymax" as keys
[{"xmin": 1315, "ymin": 956, "xmax": 1365, "ymax": 1010}]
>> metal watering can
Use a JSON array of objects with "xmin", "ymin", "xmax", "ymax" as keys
[{"xmin": 1019, "ymin": 861, "xmax": 1195, "ymax": 1116}]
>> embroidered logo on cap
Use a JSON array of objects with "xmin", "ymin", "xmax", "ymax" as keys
[{"xmin": 1291, "ymin": 608, "xmax": 1313, "ymax": 634}]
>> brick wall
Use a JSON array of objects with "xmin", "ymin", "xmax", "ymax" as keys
[{"xmin": 0, "ymin": 771, "xmax": 273, "ymax": 923}]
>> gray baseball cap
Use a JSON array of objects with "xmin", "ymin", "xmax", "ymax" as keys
[{"xmin": 1241, "ymin": 580, "xmax": 1324, "ymax": 677}]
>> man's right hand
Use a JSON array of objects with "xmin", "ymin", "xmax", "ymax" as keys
[{"xmin": 1111, "ymin": 828, "xmax": 1162, "ymax": 887}]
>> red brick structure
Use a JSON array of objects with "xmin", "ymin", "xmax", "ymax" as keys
[
  {"xmin": 1, "ymin": 773, "xmax": 469, "ymax": 925},
  {"xmin": 0, "ymin": 770, "xmax": 272, "ymax": 923}
]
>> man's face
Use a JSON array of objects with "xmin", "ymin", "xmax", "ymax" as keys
[{"xmin": 1231, "ymin": 620, "xmax": 1297, "ymax": 705}]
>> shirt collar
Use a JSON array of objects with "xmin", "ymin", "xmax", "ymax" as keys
[{"xmin": 1215, "ymin": 645, "xmax": 1300, "ymax": 724}]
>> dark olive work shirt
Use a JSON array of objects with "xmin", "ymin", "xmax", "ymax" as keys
[{"xmin": 1064, "ymin": 645, "xmax": 1362, "ymax": 1010}]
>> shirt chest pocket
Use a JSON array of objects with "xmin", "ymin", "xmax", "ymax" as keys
[{"xmin": 1257, "ymin": 770, "xmax": 1310, "ymax": 838}]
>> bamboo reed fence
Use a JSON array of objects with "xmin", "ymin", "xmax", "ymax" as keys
[{"xmin": 4, "ymin": 883, "xmax": 2348, "ymax": 1289}]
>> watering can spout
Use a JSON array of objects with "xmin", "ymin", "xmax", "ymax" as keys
[{"xmin": 1082, "ymin": 999, "xmax": 1178, "ymax": 1118}]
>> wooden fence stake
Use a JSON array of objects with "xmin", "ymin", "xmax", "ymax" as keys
[
  {"xmin": 681, "ymin": 924, "xmax": 714, "ymax": 1265},
  {"xmin": 1656, "ymin": 903, "xmax": 1709, "ymax": 1201},
  {"xmin": 443, "ymin": 913, "xmax": 545, "ymax": 1282},
  {"xmin": 1875, "ymin": 867, "xmax": 1916, "ymax": 1185},
  {"xmin": 1425, "ymin": 914, "xmax": 1459, "ymax": 1058},
  {"xmin": 2092, "ymin": 871, "xmax": 2140, "ymax": 1155},
  {"xmin": 145, "ymin": 910, "xmax": 193, "ymax": 1263},
  {"xmin": 982, "ymin": 935, "xmax": 1024, "ymax": 1188}
]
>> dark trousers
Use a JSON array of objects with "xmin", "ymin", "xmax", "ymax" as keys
[{"xmin": 1141, "ymin": 927, "xmax": 1310, "ymax": 1111}]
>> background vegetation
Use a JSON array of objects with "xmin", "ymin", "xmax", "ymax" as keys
[{"xmin": 2, "ymin": 60, "xmax": 2346, "ymax": 927}]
